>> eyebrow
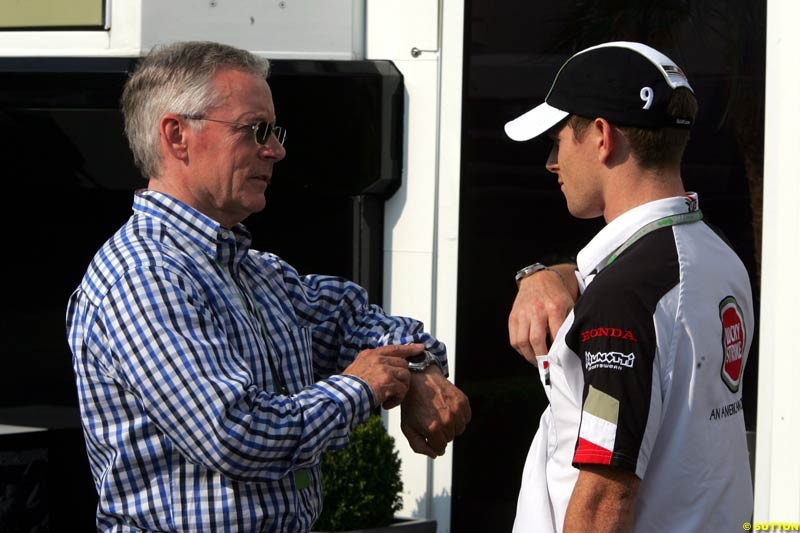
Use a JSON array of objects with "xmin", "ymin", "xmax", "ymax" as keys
[{"xmin": 236, "ymin": 111, "xmax": 274, "ymax": 123}]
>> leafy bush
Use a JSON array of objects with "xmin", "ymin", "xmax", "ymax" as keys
[{"xmin": 314, "ymin": 414, "xmax": 403, "ymax": 531}]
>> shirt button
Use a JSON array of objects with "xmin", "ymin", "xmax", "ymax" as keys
[{"xmin": 220, "ymin": 230, "xmax": 230, "ymax": 240}]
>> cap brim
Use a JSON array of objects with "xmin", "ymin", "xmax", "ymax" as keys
[{"xmin": 504, "ymin": 103, "xmax": 569, "ymax": 142}]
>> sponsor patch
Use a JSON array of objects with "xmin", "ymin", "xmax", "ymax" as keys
[
  {"xmin": 581, "ymin": 327, "xmax": 638, "ymax": 343},
  {"xmin": 585, "ymin": 351, "xmax": 636, "ymax": 371},
  {"xmin": 575, "ymin": 386, "xmax": 619, "ymax": 465},
  {"xmin": 719, "ymin": 296, "xmax": 746, "ymax": 392}
]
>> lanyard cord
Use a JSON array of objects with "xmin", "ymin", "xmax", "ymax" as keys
[
  {"xmin": 218, "ymin": 262, "xmax": 289, "ymax": 395},
  {"xmin": 596, "ymin": 210, "xmax": 704, "ymax": 274}
]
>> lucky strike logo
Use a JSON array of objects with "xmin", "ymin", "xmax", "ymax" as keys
[
  {"xmin": 719, "ymin": 296, "xmax": 746, "ymax": 393},
  {"xmin": 581, "ymin": 327, "xmax": 638, "ymax": 343}
]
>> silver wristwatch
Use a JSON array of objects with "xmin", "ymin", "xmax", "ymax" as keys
[
  {"xmin": 514, "ymin": 263, "xmax": 549, "ymax": 287},
  {"xmin": 407, "ymin": 350, "xmax": 443, "ymax": 372}
]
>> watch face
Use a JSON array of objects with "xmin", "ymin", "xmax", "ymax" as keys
[
  {"xmin": 408, "ymin": 358, "xmax": 429, "ymax": 371},
  {"xmin": 407, "ymin": 353, "xmax": 427, "ymax": 365},
  {"xmin": 408, "ymin": 351, "xmax": 440, "ymax": 372}
]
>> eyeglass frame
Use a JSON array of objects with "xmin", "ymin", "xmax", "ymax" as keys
[{"xmin": 182, "ymin": 115, "xmax": 286, "ymax": 146}]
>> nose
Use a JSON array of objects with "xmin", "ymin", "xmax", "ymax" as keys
[
  {"xmin": 259, "ymin": 136, "xmax": 286, "ymax": 162},
  {"xmin": 545, "ymin": 144, "xmax": 558, "ymax": 174}
]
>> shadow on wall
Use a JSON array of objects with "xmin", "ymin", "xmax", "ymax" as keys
[{"xmin": 411, "ymin": 487, "xmax": 452, "ymax": 519}]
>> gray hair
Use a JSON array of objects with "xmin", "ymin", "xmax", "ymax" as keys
[{"xmin": 122, "ymin": 41, "xmax": 270, "ymax": 179}]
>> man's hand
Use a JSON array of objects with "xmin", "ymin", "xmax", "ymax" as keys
[
  {"xmin": 508, "ymin": 264, "xmax": 577, "ymax": 365},
  {"xmin": 342, "ymin": 344, "xmax": 424, "ymax": 409},
  {"xmin": 400, "ymin": 369, "xmax": 471, "ymax": 458}
]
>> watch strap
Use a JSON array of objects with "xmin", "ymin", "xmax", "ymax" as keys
[{"xmin": 515, "ymin": 263, "xmax": 548, "ymax": 287}]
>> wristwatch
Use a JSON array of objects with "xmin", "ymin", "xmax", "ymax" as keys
[
  {"xmin": 407, "ymin": 350, "xmax": 444, "ymax": 372},
  {"xmin": 514, "ymin": 263, "xmax": 550, "ymax": 287}
]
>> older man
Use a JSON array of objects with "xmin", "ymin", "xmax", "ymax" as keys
[{"xmin": 66, "ymin": 40, "xmax": 469, "ymax": 532}]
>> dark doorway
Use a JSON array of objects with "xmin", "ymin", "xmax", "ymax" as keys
[{"xmin": 453, "ymin": 2, "xmax": 765, "ymax": 530}]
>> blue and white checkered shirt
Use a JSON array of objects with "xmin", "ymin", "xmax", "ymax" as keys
[{"xmin": 66, "ymin": 190, "xmax": 446, "ymax": 532}]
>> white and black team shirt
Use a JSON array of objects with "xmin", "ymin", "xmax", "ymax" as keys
[{"xmin": 513, "ymin": 194, "xmax": 754, "ymax": 533}]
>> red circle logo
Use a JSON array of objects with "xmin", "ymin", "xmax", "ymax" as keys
[{"xmin": 719, "ymin": 297, "xmax": 746, "ymax": 393}]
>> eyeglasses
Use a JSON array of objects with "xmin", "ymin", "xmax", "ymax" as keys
[{"xmin": 183, "ymin": 115, "xmax": 286, "ymax": 146}]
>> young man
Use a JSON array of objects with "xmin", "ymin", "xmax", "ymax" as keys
[
  {"xmin": 505, "ymin": 42, "xmax": 754, "ymax": 532},
  {"xmin": 66, "ymin": 41, "xmax": 470, "ymax": 532}
]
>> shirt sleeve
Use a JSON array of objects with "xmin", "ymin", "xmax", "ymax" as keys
[
  {"xmin": 92, "ymin": 265, "xmax": 374, "ymax": 483},
  {"xmin": 263, "ymin": 253, "xmax": 449, "ymax": 378},
  {"xmin": 565, "ymin": 231, "xmax": 679, "ymax": 477},
  {"xmin": 566, "ymin": 289, "xmax": 658, "ymax": 476}
]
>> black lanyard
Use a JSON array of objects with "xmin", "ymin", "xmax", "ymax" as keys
[{"xmin": 595, "ymin": 210, "xmax": 704, "ymax": 275}]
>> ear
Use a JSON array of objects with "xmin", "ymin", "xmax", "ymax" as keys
[
  {"xmin": 593, "ymin": 118, "xmax": 616, "ymax": 165},
  {"xmin": 160, "ymin": 113, "xmax": 190, "ymax": 162}
]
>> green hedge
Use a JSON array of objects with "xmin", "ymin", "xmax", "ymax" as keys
[{"xmin": 315, "ymin": 415, "xmax": 403, "ymax": 531}]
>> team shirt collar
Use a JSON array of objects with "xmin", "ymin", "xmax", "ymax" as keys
[
  {"xmin": 577, "ymin": 192, "xmax": 700, "ymax": 279},
  {"xmin": 132, "ymin": 189, "xmax": 253, "ymax": 267}
]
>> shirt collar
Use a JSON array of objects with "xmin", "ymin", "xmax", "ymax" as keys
[
  {"xmin": 576, "ymin": 192, "xmax": 699, "ymax": 278},
  {"xmin": 132, "ymin": 189, "xmax": 253, "ymax": 266}
]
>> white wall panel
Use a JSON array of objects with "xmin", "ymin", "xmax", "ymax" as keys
[
  {"xmin": 379, "ymin": 54, "xmax": 440, "ymax": 523},
  {"xmin": 0, "ymin": 0, "xmax": 364, "ymax": 59},
  {"xmin": 755, "ymin": 0, "xmax": 800, "ymax": 524},
  {"xmin": 366, "ymin": 0, "xmax": 439, "ymax": 60},
  {"xmin": 430, "ymin": 1, "xmax": 464, "ymax": 530},
  {"xmin": 368, "ymin": 1, "xmax": 465, "ymax": 531},
  {"xmin": 141, "ymin": 0, "xmax": 365, "ymax": 59}
]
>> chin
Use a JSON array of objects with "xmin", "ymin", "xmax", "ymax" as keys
[
  {"xmin": 251, "ymin": 197, "xmax": 268, "ymax": 213},
  {"xmin": 247, "ymin": 204, "xmax": 267, "ymax": 216},
  {"xmin": 566, "ymin": 204, "xmax": 602, "ymax": 220}
]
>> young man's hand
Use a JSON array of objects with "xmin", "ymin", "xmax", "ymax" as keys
[{"xmin": 508, "ymin": 263, "xmax": 578, "ymax": 364}]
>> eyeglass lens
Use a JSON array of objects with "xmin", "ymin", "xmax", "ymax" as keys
[{"xmin": 255, "ymin": 122, "xmax": 286, "ymax": 146}]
